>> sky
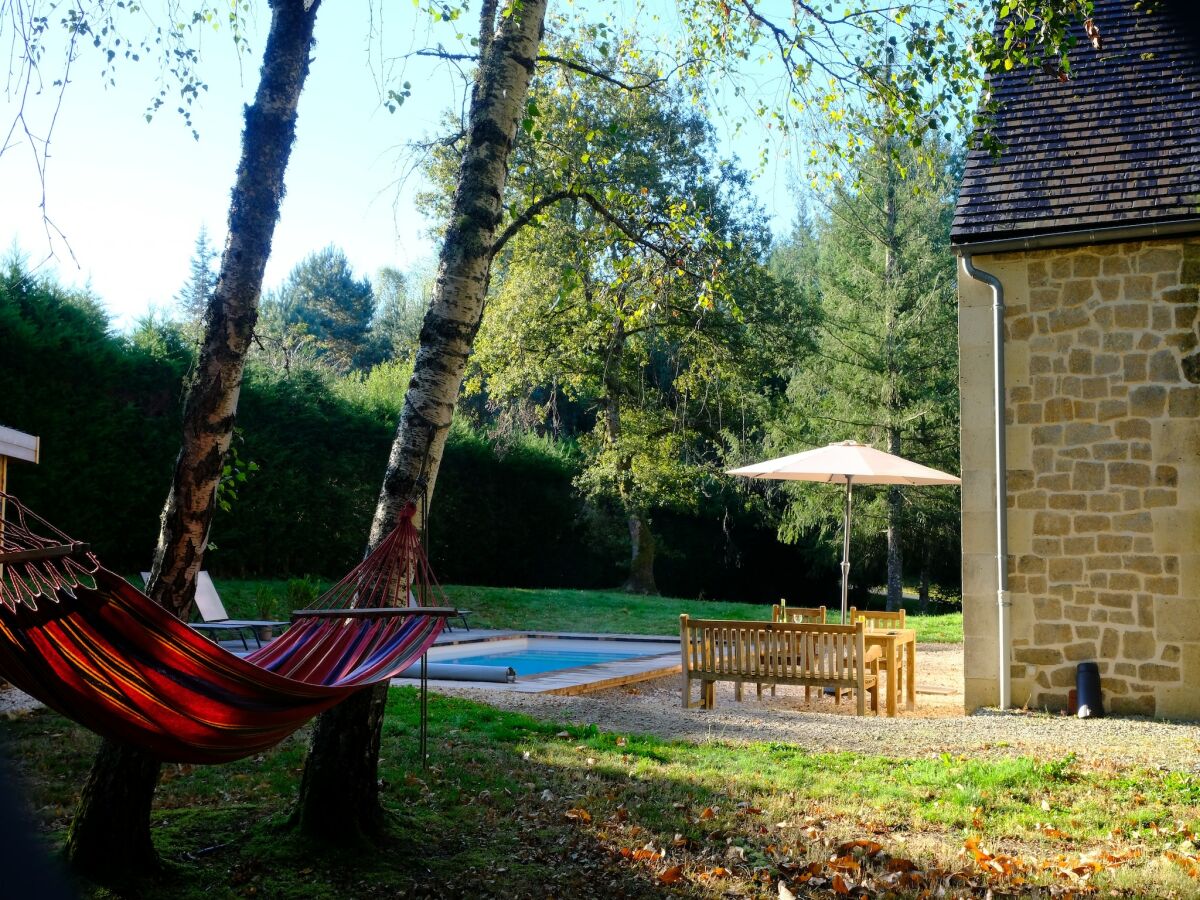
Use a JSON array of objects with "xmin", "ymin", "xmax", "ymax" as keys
[{"xmin": 0, "ymin": 1, "xmax": 799, "ymax": 330}]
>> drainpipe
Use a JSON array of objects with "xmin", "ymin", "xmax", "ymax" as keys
[{"xmin": 961, "ymin": 254, "xmax": 1011, "ymax": 710}]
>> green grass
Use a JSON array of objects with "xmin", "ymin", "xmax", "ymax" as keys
[
  {"xmin": 3, "ymin": 693, "xmax": 1196, "ymax": 897},
  {"xmin": 215, "ymin": 579, "xmax": 964, "ymax": 643}
]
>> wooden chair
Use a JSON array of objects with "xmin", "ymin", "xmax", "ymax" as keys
[
  {"xmin": 766, "ymin": 605, "xmax": 826, "ymax": 698},
  {"xmin": 848, "ymin": 607, "xmax": 907, "ymax": 705},
  {"xmin": 680, "ymin": 615, "xmax": 881, "ymax": 716}
]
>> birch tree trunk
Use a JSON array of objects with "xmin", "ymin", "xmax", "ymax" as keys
[
  {"xmin": 65, "ymin": 0, "xmax": 321, "ymax": 874},
  {"xmin": 292, "ymin": 0, "xmax": 548, "ymax": 840}
]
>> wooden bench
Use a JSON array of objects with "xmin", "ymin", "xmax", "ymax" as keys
[{"xmin": 680, "ymin": 615, "xmax": 882, "ymax": 716}]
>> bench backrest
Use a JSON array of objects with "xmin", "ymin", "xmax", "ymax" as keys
[
  {"xmin": 771, "ymin": 604, "xmax": 826, "ymax": 624},
  {"xmin": 848, "ymin": 607, "xmax": 906, "ymax": 630},
  {"xmin": 680, "ymin": 615, "xmax": 867, "ymax": 683}
]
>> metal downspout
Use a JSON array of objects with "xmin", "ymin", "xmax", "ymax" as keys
[{"xmin": 961, "ymin": 255, "xmax": 1011, "ymax": 710}]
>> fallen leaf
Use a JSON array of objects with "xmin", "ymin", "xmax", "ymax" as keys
[
  {"xmin": 659, "ymin": 864, "xmax": 684, "ymax": 884},
  {"xmin": 564, "ymin": 807, "xmax": 592, "ymax": 824}
]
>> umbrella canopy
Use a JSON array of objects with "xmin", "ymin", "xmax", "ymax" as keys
[{"xmin": 727, "ymin": 441, "xmax": 960, "ymax": 622}]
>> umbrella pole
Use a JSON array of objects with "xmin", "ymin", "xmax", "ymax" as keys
[{"xmin": 840, "ymin": 478, "xmax": 853, "ymax": 624}]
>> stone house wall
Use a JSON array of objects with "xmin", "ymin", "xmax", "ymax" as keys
[{"xmin": 958, "ymin": 237, "xmax": 1200, "ymax": 718}]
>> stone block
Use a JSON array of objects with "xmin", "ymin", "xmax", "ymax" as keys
[
  {"xmin": 1097, "ymin": 400, "xmax": 1128, "ymax": 421},
  {"xmin": 1122, "ymin": 630, "xmax": 1157, "ymax": 660},
  {"xmin": 1103, "ymin": 331, "xmax": 1134, "ymax": 352},
  {"xmin": 1075, "ymin": 514, "xmax": 1111, "ymax": 533},
  {"xmin": 1033, "ymin": 512, "xmax": 1070, "ymax": 536},
  {"xmin": 1049, "ymin": 665, "xmax": 1077, "ymax": 688},
  {"xmin": 1048, "ymin": 308, "xmax": 1090, "ymax": 333},
  {"xmin": 1097, "ymin": 534, "xmax": 1133, "ymax": 552},
  {"xmin": 1102, "ymin": 256, "xmax": 1131, "ymax": 276},
  {"xmin": 1108, "ymin": 462, "xmax": 1151, "ymax": 486},
  {"xmin": 1064, "ymin": 604, "xmax": 1090, "ymax": 622},
  {"xmin": 1143, "ymin": 488, "xmax": 1177, "ymax": 508},
  {"xmin": 1034, "ymin": 623, "xmax": 1075, "ymax": 644},
  {"xmin": 1154, "ymin": 464, "xmax": 1178, "ymax": 486},
  {"xmin": 1064, "ymin": 537, "xmax": 1095, "ymax": 555},
  {"xmin": 1137, "ymin": 247, "xmax": 1181, "ymax": 274},
  {"xmin": 1017, "ymin": 403, "xmax": 1043, "ymax": 425},
  {"xmin": 1101, "ymin": 628, "xmax": 1120, "ymax": 657},
  {"xmin": 1089, "ymin": 572, "xmax": 1108, "ymax": 588},
  {"xmin": 1077, "ymin": 625, "xmax": 1099, "ymax": 638},
  {"xmin": 1016, "ymin": 492, "xmax": 1046, "ymax": 510},
  {"xmin": 1124, "ymin": 555, "xmax": 1163, "ymax": 575},
  {"xmin": 1149, "ymin": 350, "xmax": 1181, "ymax": 383},
  {"xmin": 1114, "ymin": 660, "xmax": 1135, "ymax": 676},
  {"xmin": 1156, "ymin": 687, "xmax": 1200, "ymax": 720},
  {"xmin": 1014, "ymin": 647, "xmax": 1064, "ymax": 666},
  {"xmin": 1154, "ymin": 420, "xmax": 1200, "ymax": 463},
  {"xmin": 1113, "ymin": 512, "xmax": 1153, "ymax": 533},
  {"xmin": 1123, "ymin": 275, "xmax": 1154, "ymax": 299},
  {"xmin": 1110, "ymin": 609, "xmax": 1136, "ymax": 624},
  {"xmin": 1144, "ymin": 576, "xmax": 1179, "ymax": 595},
  {"xmin": 1138, "ymin": 595, "xmax": 1155, "ymax": 628},
  {"xmin": 1114, "ymin": 303, "xmax": 1149, "ymax": 328},
  {"xmin": 1048, "ymin": 558, "xmax": 1084, "ymax": 582},
  {"xmin": 1093, "ymin": 353, "xmax": 1120, "ymax": 376},
  {"xmin": 1042, "ymin": 397, "xmax": 1073, "ymax": 423},
  {"xmin": 1116, "ymin": 419, "xmax": 1152, "ymax": 440},
  {"xmin": 1064, "ymin": 423, "xmax": 1112, "ymax": 445},
  {"xmin": 1049, "ymin": 493, "xmax": 1087, "ymax": 511},
  {"xmin": 1090, "ymin": 495, "xmax": 1123, "ymax": 513},
  {"xmin": 1081, "ymin": 377, "xmax": 1110, "ymax": 400},
  {"xmin": 1123, "ymin": 354, "xmax": 1148, "ymax": 382},
  {"xmin": 1093, "ymin": 442, "xmax": 1129, "ymax": 461},
  {"xmin": 1107, "ymin": 572, "xmax": 1140, "ymax": 591},
  {"xmin": 1137, "ymin": 332, "xmax": 1162, "ymax": 351},
  {"xmin": 1097, "ymin": 591, "xmax": 1133, "ymax": 609},
  {"xmin": 1169, "ymin": 388, "xmax": 1200, "ymax": 420},
  {"xmin": 1155, "ymin": 596, "xmax": 1200, "ymax": 642},
  {"xmin": 1151, "ymin": 510, "xmax": 1198, "ymax": 555},
  {"xmin": 1129, "ymin": 385, "xmax": 1166, "ymax": 417},
  {"xmin": 1109, "ymin": 694, "xmax": 1156, "ymax": 716},
  {"xmin": 1162, "ymin": 285, "xmax": 1199, "ymax": 304},
  {"xmin": 1138, "ymin": 663, "xmax": 1181, "ymax": 683},
  {"xmin": 1068, "ymin": 349, "xmax": 1093, "ymax": 374},
  {"xmin": 1152, "ymin": 307, "xmax": 1175, "ymax": 331},
  {"xmin": 1063, "ymin": 641, "xmax": 1097, "ymax": 662},
  {"xmin": 1032, "ymin": 425, "xmax": 1063, "ymax": 446},
  {"xmin": 1032, "ymin": 596, "xmax": 1060, "ymax": 619}
]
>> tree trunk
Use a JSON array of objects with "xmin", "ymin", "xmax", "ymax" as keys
[
  {"xmin": 623, "ymin": 513, "xmax": 658, "ymax": 594},
  {"xmin": 881, "ymin": 78, "xmax": 903, "ymax": 615},
  {"xmin": 292, "ymin": 0, "xmax": 548, "ymax": 840},
  {"xmin": 65, "ymin": 0, "xmax": 321, "ymax": 876},
  {"xmin": 885, "ymin": 429, "xmax": 904, "ymax": 612},
  {"xmin": 918, "ymin": 548, "xmax": 931, "ymax": 615}
]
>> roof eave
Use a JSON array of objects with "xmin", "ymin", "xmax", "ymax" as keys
[{"xmin": 951, "ymin": 216, "xmax": 1200, "ymax": 257}]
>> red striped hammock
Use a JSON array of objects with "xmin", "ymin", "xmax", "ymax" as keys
[{"xmin": 0, "ymin": 495, "xmax": 450, "ymax": 763}]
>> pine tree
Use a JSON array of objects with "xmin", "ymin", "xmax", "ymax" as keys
[{"xmin": 175, "ymin": 226, "xmax": 218, "ymax": 324}]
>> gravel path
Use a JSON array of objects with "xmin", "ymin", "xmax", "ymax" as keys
[{"xmin": 441, "ymin": 643, "xmax": 1200, "ymax": 773}]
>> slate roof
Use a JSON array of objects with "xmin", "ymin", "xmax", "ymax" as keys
[{"xmin": 952, "ymin": 0, "xmax": 1200, "ymax": 247}]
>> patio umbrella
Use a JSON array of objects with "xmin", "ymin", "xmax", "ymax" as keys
[{"xmin": 726, "ymin": 440, "xmax": 961, "ymax": 623}]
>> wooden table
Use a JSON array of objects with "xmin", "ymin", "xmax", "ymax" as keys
[{"xmin": 863, "ymin": 628, "xmax": 915, "ymax": 717}]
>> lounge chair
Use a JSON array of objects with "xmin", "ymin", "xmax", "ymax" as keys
[{"xmin": 141, "ymin": 571, "xmax": 287, "ymax": 651}]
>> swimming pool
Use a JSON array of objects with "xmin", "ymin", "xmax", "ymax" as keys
[{"xmin": 424, "ymin": 636, "xmax": 677, "ymax": 681}]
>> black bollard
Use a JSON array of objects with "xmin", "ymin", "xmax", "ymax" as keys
[{"xmin": 1076, "ymin": 661, "xmax": 1104, "ymax": 718}]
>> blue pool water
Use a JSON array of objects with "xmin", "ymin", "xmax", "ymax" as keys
[{"xmin": 433, "ymin": 647, "xmax": 647, "ymax": 676}]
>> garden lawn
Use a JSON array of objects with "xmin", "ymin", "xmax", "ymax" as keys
[
  {"xmin": 216, "ymin": 579, "xmax": 963, "ymax": 643},
  {"xmin": 2, "ymin": 690, "xmax": 1196, "ymax": 898}
]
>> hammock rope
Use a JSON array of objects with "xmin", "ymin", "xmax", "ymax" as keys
[{"xmin": 0, "ymin": 493, "xmax": 452, "ymax": 763}]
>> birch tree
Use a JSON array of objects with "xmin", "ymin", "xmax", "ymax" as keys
[{"xmin": 64, "ymin": 0, "xmax": 323, "ymax": 874}]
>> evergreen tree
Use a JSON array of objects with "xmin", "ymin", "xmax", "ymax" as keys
[
  {"xmin": 175, "ymin": 226, "xmax": 218, "ymax": 324},
  {"xmin": 773, "ymin": 139, "xmax": 960, "ymax": 608},
  {"xmin": 272, "ymin": 246, "xmax": 376, "ymax": 371}
]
